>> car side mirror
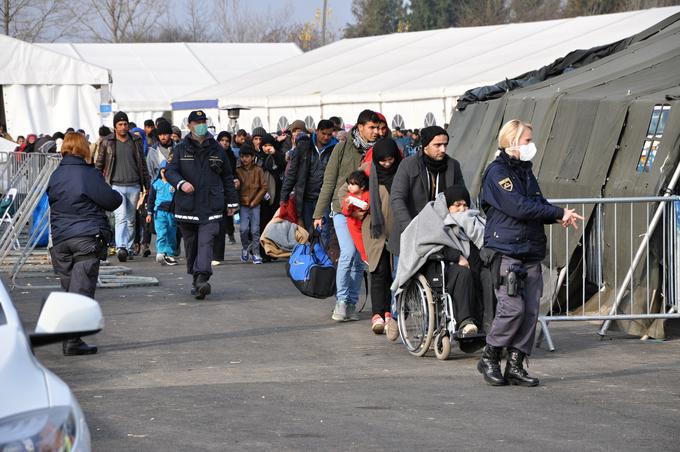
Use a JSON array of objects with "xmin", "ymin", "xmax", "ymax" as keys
[{"xmin": 29, "ymin": 292, "xmax": 104, "ymax": 347}]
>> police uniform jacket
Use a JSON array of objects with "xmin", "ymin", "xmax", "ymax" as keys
[
  {"xmin": 48, "ymin": 155, "xmax": 123, "ymax": 245},
  {"xmin": 480, "ymin": 151, "xmax": 563, "ymax": 262},
  {"xmin": 165, "ymin": 134, "xmax": 239, "ymax": 224}
]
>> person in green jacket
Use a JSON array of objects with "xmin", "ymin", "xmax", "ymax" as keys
[{"xmin": 313, "ymin": 109, "xmax": 381, "ymax": 322}]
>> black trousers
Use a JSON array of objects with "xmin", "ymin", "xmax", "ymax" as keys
[
  {"xmin": 444, "ymin": 263, "xmax": 477, "ymax": 327},
  {"xmin": 212, "ymin": 215, "xmax": 233, "ymax": 261},
  {"xmin": 370, "ymin": 248, "xmax": 392, "ymax": 317},
  {"xmin": 50, "ymin": 236, "xmax": 100, "ymax": 298},
  {"xmin": 179, "ymin": 221, "xmax": 219, "ymax": 279}
]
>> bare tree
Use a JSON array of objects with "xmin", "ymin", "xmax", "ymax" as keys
[
  {"xmin": 78, "ymin": 0, "xmax": 166, "ymax": 43},
  {"xmin": 1, "ymin": 0, "xmax": 83, "ymax": 42}
]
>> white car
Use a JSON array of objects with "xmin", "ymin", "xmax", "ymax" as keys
[{"xmin": 0, "ymin": 286, "xmax": 104, "ymax": 451}]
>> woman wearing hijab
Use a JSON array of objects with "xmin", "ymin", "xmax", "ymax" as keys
[
  {"xmin": 257, "ymin": 133, "xmax": 286, "ymax": 261},
  {"xmin": 362, "ymin": 138, "xmax": 402, "ymax": 336},
  {"xmin": 23, "ymin": 134, "xmax": 37, "ymax": 153}
]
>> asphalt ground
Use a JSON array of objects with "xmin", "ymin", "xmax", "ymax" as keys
[{"xmin": 11, "ymin": 241, "xmax": 680, "ymax": 452}]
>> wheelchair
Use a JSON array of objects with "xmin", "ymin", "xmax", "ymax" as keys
[{"xmin": 397, "ymin": 252, "xmax": 487, "ymax": 360}]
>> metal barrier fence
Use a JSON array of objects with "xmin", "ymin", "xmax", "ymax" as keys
[
  {"xmin": 0, "ymin": 151, "xmax": 54, "ymax": 211},
  {"xmin": 538, "ymin": 195, "xmax": 680, "ymax": 351}
]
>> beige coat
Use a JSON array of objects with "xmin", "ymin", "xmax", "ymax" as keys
[{"xmin": 361, "ymin": 184, "xmax": 393, "ymax": 272}]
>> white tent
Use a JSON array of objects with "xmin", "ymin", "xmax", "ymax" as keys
[
  {"xmin": 39, "ymin": 42, "xmax": 302, "ymax": 127},
  {"xmin": 173, "ymin": 6, "xmax": 680, "ymax": 133},
  {"xmin": 0, "ymin": 34, "xmax": 110, "ymax": 140}
]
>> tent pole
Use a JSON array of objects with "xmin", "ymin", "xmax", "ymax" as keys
[{"xmin": 598, "ymin": 157, "xmax": 680, "ymax": 336}]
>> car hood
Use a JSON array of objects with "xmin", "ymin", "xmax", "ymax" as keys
[{"xmin": 0, "ymin": 324, "xmax": 50, "ymax": 419}]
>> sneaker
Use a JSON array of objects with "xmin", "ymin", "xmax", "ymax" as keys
[
  {"xmin": 163, "ymin": 255, "xmax": 178, "ymax": 266},
  {"xmin": 371, "ymin": 314, "xmax": 385, "ymax": 334},
  {"xmin": 252, "ymin": 254, "xmax": 263, "ymax": 264},
  {"xmin": 240, "ymin": 249, "xmax": 249, "ymax": 263},
  {"xmin": 385, "ymin": 315, "xmax": 400, "ymax": 341},
  {"xmin": 346, "ymin": 303, "xmax": 359, "ymax": 321},
  {"xmin": 156, "ymin": 253, "xmax": 165, "ymax": 265},
  {"xmin": 116, "ymin": 248, "xmax": 128, "ymax": 262},
  {"xmin": 194, "ymin": 275, "xmax": 211, "ymax": 300},
  {"xmin": 142, "ymin": 246, "xmax": 151, "ymax": 257},
  {"xmin": 331, "ymin": 301, "xmax": 347, "ymax": 322},
  {"xmin": 461, "ymin": 323, "xmax": 478, "ymax": 337},
  {"xmin": 211, "ymin": 260, "xmax": 221, "ymax": 266},
  {"xmin": 228, "ymin": 234, "xmax": 236, "ymax": 245}
]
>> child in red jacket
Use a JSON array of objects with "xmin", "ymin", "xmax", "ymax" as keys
[{"xmin": 342, "ymin": 170, "xmax": 370, "ymax": 264}]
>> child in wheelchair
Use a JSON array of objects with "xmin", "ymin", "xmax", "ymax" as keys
[{"xmin": 392, "ymin": 185, "xmax": 487, "ymax": 357}]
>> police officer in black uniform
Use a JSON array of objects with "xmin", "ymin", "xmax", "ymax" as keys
[
  {"xmin": 165, "ymin": 111, "xmax": 239, "ymax": 299},
  {"xmin": 478, "ymin": 119, "xmax": 582, "ymax": 386}
]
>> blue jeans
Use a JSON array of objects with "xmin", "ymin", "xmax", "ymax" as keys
[
  {"xmin": 154, "ymin": 210, "xmax": 177, "ymax": 256},
  {"xmin": 303, "ymin": 199, "xmax": 330, "ymax": 247},
  {"xmin": 112, "ymin": 185, "xmax": 140, "ymax": 251},
  {"xmin": 239, "ymin": 205, "xmax": 261, "ymax": 254},
  {"xmin": 333, "ymin": 213, "xmax": 365, "ymax": 304}
]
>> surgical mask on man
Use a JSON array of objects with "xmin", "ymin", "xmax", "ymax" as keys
[
  {"xmin": 519, "ymin": 142, "xmax": 537, "ymax": 161},
  {"xmin": 194, "ymin": 123, "xmax": 208, "ymax": 137}
]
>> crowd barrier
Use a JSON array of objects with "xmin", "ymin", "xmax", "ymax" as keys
[{"xmin": 538, "ymin": 195, "xmax": 680, "ymax": 351}]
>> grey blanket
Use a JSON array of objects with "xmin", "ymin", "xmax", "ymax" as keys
[
  {"xmin": 391, "ymin": 192, "xmax": 485, "ymax": 294},
  {"xmin": 263, "ymin": 220, "xmax": 299, "ymax": 251}
]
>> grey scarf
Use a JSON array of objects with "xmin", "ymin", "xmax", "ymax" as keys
[{"xmin": 351, "ymin": 127, "xmax": 374, "ymax": 152}]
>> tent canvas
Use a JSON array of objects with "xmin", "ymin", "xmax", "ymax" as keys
[
  {"xmin": 446, "ymin": 13, "xmax": 680, "ymax": 338},
  {"xmin": 0, "ymin": 34, "xmax": 110, "ymax": 139},
  {"xmin": 173, "ymin": 7, "xmax": 680, "ymax": 133},
  {"xmin": 40, "ymin": 42, "xmax": 302, "ymax": 127}
]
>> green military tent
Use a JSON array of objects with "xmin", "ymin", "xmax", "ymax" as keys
[{"xmin": 447, "ymin": 12, "xmax": 680, "ymax": 338}]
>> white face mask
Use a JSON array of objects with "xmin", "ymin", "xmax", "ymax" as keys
[{"xmin": 518, "ymin": 142, "xmax": 537, "ymax": 161}]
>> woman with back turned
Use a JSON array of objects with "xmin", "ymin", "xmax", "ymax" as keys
[{"xmin": 48, "ymin": 132, "xmax": 122, "ymax": 356}]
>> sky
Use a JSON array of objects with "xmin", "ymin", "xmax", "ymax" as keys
[{"xmin": 170, "ymin": 0, "xmax": 354, "ymax": 34}]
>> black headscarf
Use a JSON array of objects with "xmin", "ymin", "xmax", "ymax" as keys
[
  {"xmin": 372, "ymin": 138, "xmax": 402, "ymax": 191},
  {"xmin": 369, "ymin": 138, "xmax": 402, "ymax": 239}
]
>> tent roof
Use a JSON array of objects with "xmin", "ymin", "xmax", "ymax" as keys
[
  {"xmin": 0, "ymin": 34, "xmax": 109, "ymax": 85},
  {"xmin": 174, "ymin": 6, "xmax": 680, "ymax": 109},
  {"xmin": 39, "ymin": 42, "xmax": 301, "ymax": 111}
]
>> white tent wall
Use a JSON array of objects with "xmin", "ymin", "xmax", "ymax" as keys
[
  {"xmin": 173, "ymin": 7, "xmax": 680, "ymax": 133},
  {"xmin": 40, "ymin": 42, "xmax": 302, "ymax": 123},
  {"xmin": 0, "ymin": 34, "xmax": 110, "ymax": 140},
  {"xmin": 3, "ymin": 84, "xmax": 102, "ymax": 138}
]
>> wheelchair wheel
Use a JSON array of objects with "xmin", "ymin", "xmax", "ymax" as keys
[
  {"xmin": 434, "ymin": 333, "xmax": 451, "ymax": 360},
  {"xmin": 397, "ymin": 274, "xmax": 435, "ymax": 357}
]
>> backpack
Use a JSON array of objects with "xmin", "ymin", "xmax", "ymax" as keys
[{"xmin": 286, "ymin": 230, "xmax": 336, "ymax": 299}]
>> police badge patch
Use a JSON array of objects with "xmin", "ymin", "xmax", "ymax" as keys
[{"xmin": 498, "ymin": 177, "xmax": 513, "ymax": 191}]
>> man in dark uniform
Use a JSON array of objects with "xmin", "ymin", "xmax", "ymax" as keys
[
  {"xmin": 478, "ymin": 119, "xmax": 582, "ymax": 387},
  {"xmin": 165, "ymin": 110, "xmax": 239, "ymax": 299}
]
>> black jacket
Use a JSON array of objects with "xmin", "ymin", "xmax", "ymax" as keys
[
  {"xmin": 48, "ymin": 155, "xmax": 122, "ymax": 245},
  {"xmin": 480, "ymin": 151, "xmax": 563, "ymax": 261},
  {"xmin": 389, "ymin": 151, "xmax": 465, "ymax": 255},
  {"xmin": 280, "ymin": 134, "xmax": 337, "ymax": 215},
  {"xmin": 165, "ymin": 134, "xmax": 238, "ymax": 224}
]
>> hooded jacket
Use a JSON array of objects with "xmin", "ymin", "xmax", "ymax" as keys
[{"xmin": 280, "ymin": 133, "xmax": 339, "ymax": 215}]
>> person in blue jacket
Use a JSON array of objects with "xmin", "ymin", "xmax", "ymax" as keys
[
  {"xmin": 146, "ymin": 160, "xmax": 178, "ymax": 266},
  {"xmin": 478, "ymin": 119, "xmax": 582, "ymax": 387},
  {"xmin": 164, "ymin": 110, "xmax": 239, "ymax": 300},
  {"xmin": 48, "ymin": 132, "xmax": 123, "ymax": 356}
]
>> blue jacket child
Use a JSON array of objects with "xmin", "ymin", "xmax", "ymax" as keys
[{"xmin": 146, "ymin": 160, "xmax": 178, "ymax": 265}]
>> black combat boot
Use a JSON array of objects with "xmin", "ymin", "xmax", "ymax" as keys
[
  {"xmin": 504, "ymin": 348, "xmax": 539, "ymax": 387},
  {"xmin": 63, "ymin": 338, "xmax": 98, "ymax": 356},
  {"xmin": 194, "ymin": 273, "xmax": 211, "ymax": 300},
  {"xmin": 477, "ymin": 345, "xmax": 508, "ymax": 386}
]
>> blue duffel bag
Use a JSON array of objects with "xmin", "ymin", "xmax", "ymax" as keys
[{"xmin": 286, "ymin": 230, "xmax": 336, "ymax": 299}]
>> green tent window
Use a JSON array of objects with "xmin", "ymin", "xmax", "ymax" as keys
[
  {"xmin": 637, "ymin": 104, "xmax": 671, "ymax": 173},
  {"xmin": 277, "ymin": 116, "xmax": 289, "ymax": 133}
]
